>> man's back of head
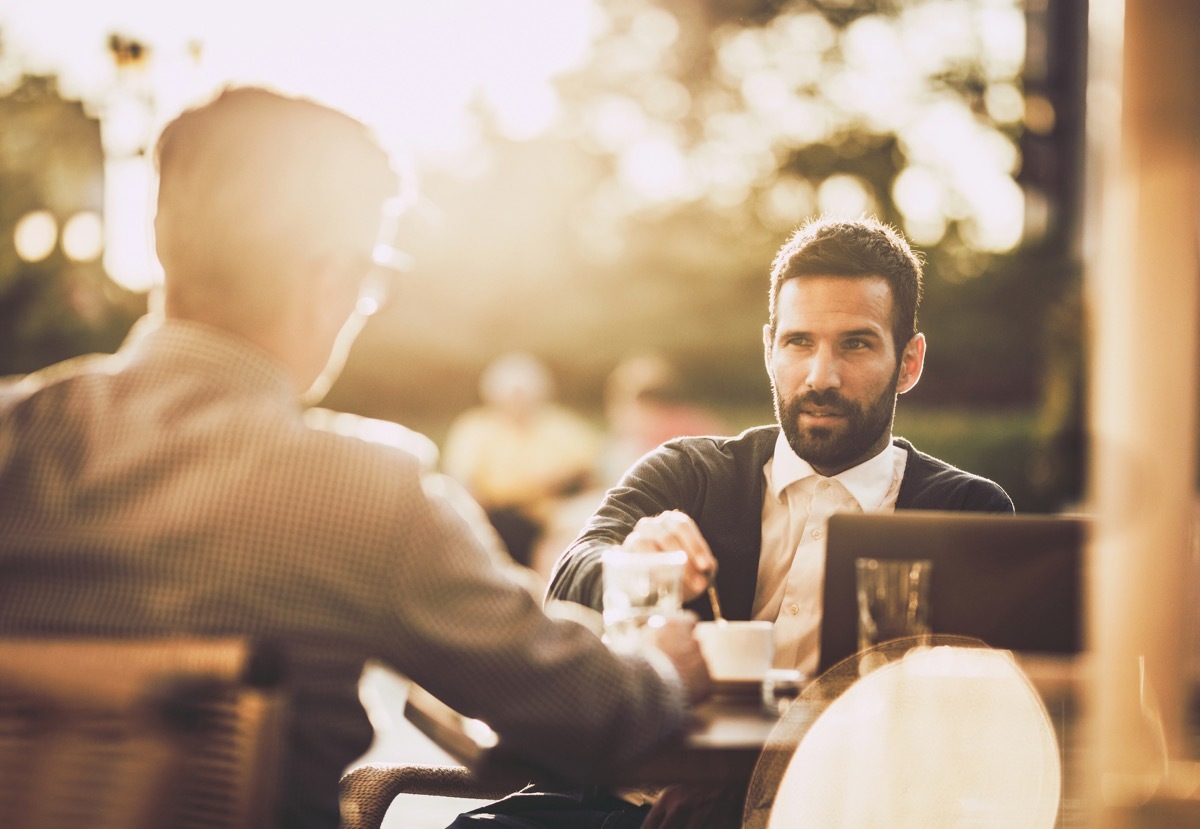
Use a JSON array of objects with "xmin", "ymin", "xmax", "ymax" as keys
[{"xmin": 153, "ymin": 87, "xmax": 398, "ymax": 333}]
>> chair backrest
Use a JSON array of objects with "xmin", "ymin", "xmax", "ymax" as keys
[
  {"xmin": 338, "ymin": 763, "xmax": 517, "ymax": 829},
  {"xmin": 0, "ymin": 636, "xmax": 287, "ymax": 829},
  {"xmin": 746, "ymin": 640, "xmax": 1062, "ymax": 829}
]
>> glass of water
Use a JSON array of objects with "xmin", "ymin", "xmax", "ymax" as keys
[
  {"xmin": 601, "ymin": 547, "xmax": 688, "ymax": 654},
  {"xmin": 855, "ymin": 557, "xmax": 933, "ymax": 652}
]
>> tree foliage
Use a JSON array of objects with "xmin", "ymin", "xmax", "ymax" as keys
[{"xmin": 0, "ymin": 1, "xmax": 1085, "ymax": 509}]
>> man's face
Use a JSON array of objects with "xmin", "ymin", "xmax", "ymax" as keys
[{"xmin": 764, "ymin": 275, "xmax": 924, "ymax": 476}]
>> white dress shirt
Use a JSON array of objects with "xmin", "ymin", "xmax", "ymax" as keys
[{"xmin": 752, "ymin": 430, "xmax": 908, "ymax": 676}]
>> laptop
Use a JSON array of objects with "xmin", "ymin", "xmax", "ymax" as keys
[{"xmin": 818, "ymin": 511, "xmax": 1087, "ymax": 673}]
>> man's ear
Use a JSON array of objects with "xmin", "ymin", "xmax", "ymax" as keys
[
  {"xmin": 762, "ymin": 323, "xmax": 774, "ymax": 380},
  {"xmin": 896, "ymin": 332, "xmax": 926, "ymax": 394},
  {"xmin": 308, "ymin": 252, "xmax": 366, "ymax": 323},
  {"xmin": 297, "ymin": 253, "xmax": 372, "ymax": 407}
]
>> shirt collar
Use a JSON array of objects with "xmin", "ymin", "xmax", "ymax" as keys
[{"xmin": 768, "ymin": 429, "xmax": 899, "ymax": 511}]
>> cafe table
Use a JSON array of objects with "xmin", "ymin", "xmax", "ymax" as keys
[
  {"xmin": 403, "ymin": 680, "xmax": 784, "ymax": 789},
  {"xmin": 402, "ymin": 648, "xmax": 1092, "ymax": 827}
]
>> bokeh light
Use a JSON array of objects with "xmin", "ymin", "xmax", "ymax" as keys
[
  {"xmin": 758, "ymin": 175, "xmax": 818, "ymax": 232},
  {"xmin": 892, "ymin": 167, "xmax": 948, "ymax": 245},
  {"xmin": 818, "ymin": 174, "xmax": 876, "ymax": 219},
  {"xmin": 61, "ymin": 211, "xmax": 104, "ymax": 262},
  {"xmin": 0, "ymin": 0, "xmax": 605, "ymax": 291},
  {"xmin": 102, "ymin": 157, "xmax": 157, "ymax": 292},
  {"xmin": 13, "ymin": 210, "xmax": 57, "ymax": 263},
  {"xmin": 0, "ymin": 0, "xmax": 1033, "ymax": 296},
  {"xmin": 694, "ymin": 0, "xmax": 1027, "ymax": 255}
]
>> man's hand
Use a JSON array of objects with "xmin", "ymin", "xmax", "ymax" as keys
[
  {"xmin": 642, "ymin": 782, "xmax": 749, "ymax": 829},
  {"xmin": 623, "ymin": 510, "xmax": 717, "ymax": 602},
  {"xmin": 644, "ymin": 613, "xmax": 711, "ymax": 706}
]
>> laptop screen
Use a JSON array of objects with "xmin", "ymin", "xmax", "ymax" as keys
[{"xmin": 818, "ymin": 511, "xmax": 1087, "ymax": 674}]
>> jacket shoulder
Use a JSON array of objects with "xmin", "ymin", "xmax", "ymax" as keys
[
  {"xmin": 654, "ymin": 425, "xmax": 778, "ymax": 468},
  {"xmin": 894, "ymin": 437, "xmax": 1014, "ymax": 513}
]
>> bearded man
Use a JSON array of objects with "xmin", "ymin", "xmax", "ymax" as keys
[
  {"xmin": 548, "ymin": 216, "xmax": 1012, "ymax": 671},
  {"xmin": 453, "ymin": 216, "xmax": 1013, "ymax": 829}
]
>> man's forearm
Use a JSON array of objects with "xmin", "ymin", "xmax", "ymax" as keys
[{"xmin": 546, "ymin": 446, "xmax": 696, "ymax": 609}]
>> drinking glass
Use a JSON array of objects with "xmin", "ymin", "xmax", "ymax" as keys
[
  {"xmin": 601, "ymin": 547, "xmax": 687, "ymax": 653},
  {"xmin": 855, "ymin": 558, "xmax": 932, "ymax": 652}
]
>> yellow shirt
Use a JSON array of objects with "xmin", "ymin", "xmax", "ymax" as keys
[{"xmin": 442, "ymin": 405, "xmax": 601, "ymax": 511}]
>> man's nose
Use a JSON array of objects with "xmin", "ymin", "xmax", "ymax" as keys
[{"xmin": 804, "ymin": 347, "xmax": 841, "ymax": 390}]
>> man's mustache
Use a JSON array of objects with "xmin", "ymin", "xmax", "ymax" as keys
[{"xmin": 795, "ymin": 389, "xmax": 854, "ymax": 412}]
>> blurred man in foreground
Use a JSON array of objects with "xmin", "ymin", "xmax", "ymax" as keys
[
  {"xmin": 458, "ymin": 217, "xmax": 1013, "ymax": 828},
  {"xmin": 0, "ymin": 87, "xmax": 709, "ymax": 829}
]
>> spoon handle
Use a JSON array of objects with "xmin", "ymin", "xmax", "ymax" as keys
[{"xmin": 707, "ymin": 583, "xmax": 724, "ymax": 622}]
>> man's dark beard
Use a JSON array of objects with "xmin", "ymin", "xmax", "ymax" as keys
[{"xmin": 773, "ymin": 363, "xmax": 901, "ymax": 473}]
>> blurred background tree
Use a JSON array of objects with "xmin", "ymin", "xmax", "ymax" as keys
[
  {"xmin": 0, "ymin": 0, "xmax": 1087, "ymax": 512},
  {"xmin": 0, "ymin": 73, "xmax": 144, "ymax": 374}
]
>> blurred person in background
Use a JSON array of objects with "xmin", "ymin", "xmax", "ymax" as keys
[
  {"xmin": 458, "ymin": 217, "xmax": 1013, "ymax": 829},
  {"xmin": 600, "ymin": 352, "xmax": 727, "ymax": 486},
  {"xmin": 0, "ymin": 86, "xmax": 710, "ymax": 829},
  {"xmin": 530, "ymin": 353, "xmax": 728, "ymax": 579},
  {"xmin": 442, "ymin": 352, "xmax": 601, "ymax": 569}
]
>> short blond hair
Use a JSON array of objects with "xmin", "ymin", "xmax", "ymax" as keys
[{"xmin": 154, "ymin": 86, "xmax": 398, "ymax": 316}]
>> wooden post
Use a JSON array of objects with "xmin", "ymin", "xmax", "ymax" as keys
[{"xmin": 1084, "ymin": 0, "xmax": 1200, "ymax": 825}]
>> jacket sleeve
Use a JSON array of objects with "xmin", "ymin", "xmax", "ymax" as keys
[
  {"xmin": 374, "ymin": 460, "xmax": 690, "ymax": 785},
  {"xmin": 546, "ymin": 444, "xmax": 701, "ymax": 611}
]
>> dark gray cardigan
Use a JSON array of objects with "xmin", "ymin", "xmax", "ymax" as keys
[{"xmin": 546, "ymin": 425, "xmax": 1013, "ymax": 621}]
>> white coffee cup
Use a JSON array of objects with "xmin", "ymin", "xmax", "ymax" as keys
[{"xmin": 695, "ymin": 620, "xmax": 775, "ymax": 681}]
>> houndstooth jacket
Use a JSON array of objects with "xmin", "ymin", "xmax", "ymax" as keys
[{"xmin": 0, "ymin": 317, "xmax": 688, "ymax": 829}]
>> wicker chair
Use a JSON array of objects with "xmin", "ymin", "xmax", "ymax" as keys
[
  {"xmin": 0, "ymin": 636, "xmax": 287, "ymax": 829},
  {"xmin": 338, "ymin": 762, "xmax": 518, "ymax": 829}
]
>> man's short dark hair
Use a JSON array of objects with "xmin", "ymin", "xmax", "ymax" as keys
[{"xmin": 768, "ymin": 217, "xmax": 924, "ymax": 350}]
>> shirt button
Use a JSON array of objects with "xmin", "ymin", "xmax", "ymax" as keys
[
  {"xmin": 812, "ymin": 529, "xmax": 823, "ymax": 540},
  {"xmin": 788, "ymin": 604, "xmax": 799, "ymax": 616},
  {"xmin": 819, "ymin": 481, "xmax": 830, "ymax": 490}
]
